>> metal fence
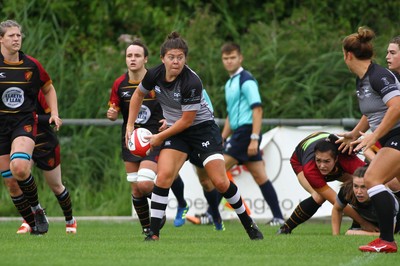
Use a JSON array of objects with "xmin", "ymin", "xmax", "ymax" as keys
[{"xmin": 62, "ymin": 118, "xmax": 359, "ymax": 127}]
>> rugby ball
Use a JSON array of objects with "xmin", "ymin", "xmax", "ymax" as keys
[{"xmin": 128, "ymin": 128, "xmax": 152, "ymax": 157}]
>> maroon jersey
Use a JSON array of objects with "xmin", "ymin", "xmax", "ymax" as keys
[
  {"xmin": 108, "ymin": 72, "xmax": 163, "ymax": 133},
  {"xmin": 32, "ymin": 91, "xmax": 60, "ymax": 170},
  {"xmin": 0, "ymin": 51, "xmax": 51, "ymax": 115},
  {"xmin": 34, "ymin": 91, "xmax": 59, "ymax": 151},
  {"xmin": 290, "ymin": 132, "xmax": 365, "ymax": 189}
]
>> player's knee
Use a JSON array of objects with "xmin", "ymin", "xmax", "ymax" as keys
[
  {"xmin": 137, "ymin": 181, "xmax": 154, "ymax": 195},
  {"xmin": 137, "ymin": 169, "xmax": 156, "ymax": 182},
  {"xmin": 127, "ymin": 172, "xmax": 138, "ymax": 182},
  {"xmin": 200, "ymin": 178, "xmax": 214, "ymax": 191},
  {"xmin": 51, "ymin": 184, "xmax": 65, "ymax": 195},
  {"xmin": 212, "ymin": 177, "xmax": 229, "ymax": 192},
  {"xmin": 10, "ymin": 152, "xmax": 31, "ymax": 178}
]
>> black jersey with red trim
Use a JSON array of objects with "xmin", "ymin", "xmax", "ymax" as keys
[
  {"xmin": 108, "ymin": 72, "xmax": 162, "ymax": 133},
  {"xmin": 290, "ymin": 132, "xmax": 365, "ymax": 189},
  {"xmin": 0, "ymin": 51, "xmax": 51, "ymax": 116},
  {"xmin": 35, "ymin": 90, "xmax": 59, "ymax": 152}
]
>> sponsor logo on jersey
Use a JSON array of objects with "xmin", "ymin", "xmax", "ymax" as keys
[
  {"xmin": 149, "ymin": 90, "xmax": 156, "ymax": 99},
  {"xmin": 0, "ymin": 72, "xmax": 6, "ymax": 78},
  {"xmin": 356, "ymin": 86, "xmax": 371, "ymax": 99},
  {"xmin": 381, "ymin": 77, "xmax": 390, "ymax": 86},
  {"xmin": 25, "ymin": 71, "xmax": 33, "ymax": 81},
  {"xmin": 2, "ymin": 87, "xmax": 24, "ymax": 108},
  {"xmin": 23, "ymin": 125, "xmax": 32, "ymax": 133},
  {"xmin": 135, "ymin": 105, "xmax": 151, "ymax": 124},
  {"xmin": 121, "ymin": 91, "xmax": 131, "ymax": 98}
]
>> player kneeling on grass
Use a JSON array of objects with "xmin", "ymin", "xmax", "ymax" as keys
[
  {"xmin": 332, "ymin": 165, "xmax": 400, "ymax": 236},
  {"xmin": 277, "ymin": 132, "xmax": 378, "ymax": 235}
]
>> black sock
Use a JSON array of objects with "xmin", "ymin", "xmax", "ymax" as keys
[
  {"xmin": 369, "ymin": 186, "xmax": 395, "ymax": 242},
  {"xmin": 204, "ymin": 189, "xmax": 222, "ymax": 223},
  {"xmin": 284, "ymin": 196, "xmax": 321, "ymax": 231},
  {"xmin": 259, "ymin": 180, "xmax": 283, "ymax": 219},
  {"xmin": 17, "ymin": 174, "xmax": 40, "ymax": 209},
  {"xmin": 132, "ymin": 195, "xmax": 150, "ymax": 230},
  {"xmin": 56, "ymin": 188, "xmax": 73, "ymax": 221},
  {"xmin": 171, "ymin": 175, "xmax": 186, "ymax": 208},
  {"xmin": 150, "ymin": 185, "xmax": 169, "ymax": 236},
  {"xmin": 11, "ymin": 194, "xmax": 35, "ymax": 228},
  {"xmin": 222, "ymin": 181, "xmax": 252, "ymax": 228}
]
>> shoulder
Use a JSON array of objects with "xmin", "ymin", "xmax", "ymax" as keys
[
  {"xmin": 239, "ymin": 69, "xmax": 258, "ymax": 91},
  {"xmin": 113, "ymin": 73, "xmax": 127, "ymax": 86},
  {"xmin": 369, "ymin": 63, "xmax": 396, "ymax": 83},
  {"xmin": 24, "ymin": 54, "xmax": 42, "ymax": 67},
  {"xmin": 147, "ymin": 64, "xmax": 165, "ymax": 77},
  {"xmin": 182, "ymin": 65, "xmax": 202, "ymax": 86},
  {"xmin": 240, "ymin": 69, "xmax": 257, "ymax": 84}
]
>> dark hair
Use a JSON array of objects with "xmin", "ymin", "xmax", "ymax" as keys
[
  {"xmin": 341, "ymin": 165, "xmax": 368, "ymax": 206},
  {"xmin": 127, "ymin": 38, "xmax": 149, "ymax": 57},
  {"xmin": 314, "ymin": 134, "xmax": 339, "ymax": 158},
  {"xmin": 160, "ymin": 31, "xmax": 188, "ymax": 57},
  {"xmin": 0, "ymin": 20, "xmax": 21, "ymax": 37},
  {"xmin": 221, "ymin": 42, "xmax": 241, "ymax": 55},
  {"xmin": 389, "ymin": 35, "xmax": 400, "ymax": 49},
  {"xmin": 342, "ymin": 26, "xmax": 375, "ymax": 60}
]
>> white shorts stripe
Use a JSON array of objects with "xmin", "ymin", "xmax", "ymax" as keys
[
  {"xmin": 367, "ymin": 184, "xmax": 387, "ymax": 197},
  {"xmin": 203, "ymin": 153, "xmax": 224, "ymax": 166}
]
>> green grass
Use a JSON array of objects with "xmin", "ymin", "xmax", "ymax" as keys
[{"xmin": 0, "ymin": 219, "xmax": 398, "ymax": 266}]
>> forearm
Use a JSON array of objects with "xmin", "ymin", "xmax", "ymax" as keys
[
  {"xmin": 331, "ymin": 207, "xmax": 343, "ymax": 235},
  {"xmin": 42, "ymin": 85, "xmax": 59, "ymax": 117},
  {"xmin": 345, "ymin": 229, "xmax": 379, "ymax": 236},
  {"xmin": 126, "ymin": 90, "xmax": 144, "ymax": 131},
  {"xmin": 351, "ymin": 115, "xmax": 369, "ymax": 137},
  {"xmin": 342, "ymin": 205, "xmax": 366, "ymax": 227},
  {"xmin": 251, "ymin": 107, "xmax": 262, "ymax": 135},
  {"xmin": 157, "ymin": 117, "xmax": 192, "ymax": 141},
  {"xmin": 221, "ymin": 115, "xmax": 232, "ymax": 139}
]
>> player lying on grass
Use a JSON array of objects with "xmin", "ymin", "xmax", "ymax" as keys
[{"xmin": 332, "ymin": 165, "xmax": 400, "ymax": 236}]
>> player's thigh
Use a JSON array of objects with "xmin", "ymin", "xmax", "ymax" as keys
[
  {"xmin": 196, "ymin": 166, "xmax": 215, "ymax": 191},
  {"xmin": 297, "ymin": 171, "xmax": 316, "ymax": 195},
  {"xmin": 365, "ymin": 148, "xmax": 400, "ymax": 187},
  {"xmin": 156, "ymin": 149, "xmax": 186, "ymax": 188},
  {"xmin": 204, "ymin": 159, "xmax": 230, "ymax": 192},
  {"xmin": 11, "ymin": 136, "xmax": 35, "ymax": 155}
]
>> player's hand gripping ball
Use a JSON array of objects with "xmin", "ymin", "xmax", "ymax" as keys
[{"xmin": 128, "ymin": 128, "xmax": 152, "ymax": 157}]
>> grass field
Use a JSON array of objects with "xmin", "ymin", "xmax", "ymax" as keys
[{"xmin": 0, "ymin": 218, "xmax": 398, "ymax": 266}]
